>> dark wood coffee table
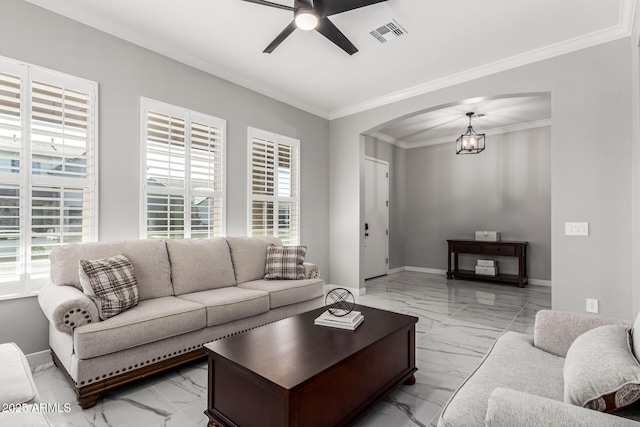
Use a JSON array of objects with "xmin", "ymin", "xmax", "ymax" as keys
[{"xmin": 204, "ymin": 304, "xmax": 418, "ymax": 427}]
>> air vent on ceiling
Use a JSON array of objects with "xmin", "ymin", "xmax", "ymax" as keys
[
  {"xmin": 370, "ymin": 19, "xmax": 407, "ymax": 44},
  {"xmin": 475, "ymin": 113, "xmax": 487, "ymax": 118}
]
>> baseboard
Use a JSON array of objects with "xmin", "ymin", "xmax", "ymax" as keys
[
  {"xmin": 404, "ymin": 266, "xmax": 448, "ymax": 275},
  {"xmin": 324, "ymin": 284, "xmax": 367, "ymax": 296},
  {"xmin": 387, "ymin": 266, "xmax": 405, "ymax": 274},
  {"xmin": 528, "ymin": 278, "xmax": 552, "ymax": 287},
  {"xmin": 26, "ymin": 349, "xmax": 51, "ymax": 368}
]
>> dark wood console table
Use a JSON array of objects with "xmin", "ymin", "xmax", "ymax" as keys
[{"xmin": 447, "ymin": 239, "xmax": 528, "ymax": 288}]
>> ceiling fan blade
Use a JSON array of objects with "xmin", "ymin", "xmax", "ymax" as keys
[
  {"xmin": 264, "ymin": 20, "xmax": 297, "ymax": 53},
  {"xmin": 320, "ymin": 0, "xmax": 388, "ymax": 17},
  {"xmin": 316, "ymin": 17, "xmax": 358, "ymax": 55},
  {"xmin": 240, "ymin": 0, "xmax": 294, "ymax": 11},
  {"xmin": 294, "ymin": 0, "xmax": 314, "ymax": 7}
]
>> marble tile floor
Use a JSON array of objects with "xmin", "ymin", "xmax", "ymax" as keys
[{"xmin": 31, "ymin": 271, "xmax": 551, "ymax": 427}]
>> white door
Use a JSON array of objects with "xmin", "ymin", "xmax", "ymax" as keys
[{"xmin": 364, "ymin": 158, "xmax": 389, "ymax": 279}]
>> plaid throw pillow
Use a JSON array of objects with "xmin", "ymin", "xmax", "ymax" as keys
[
  {"xmin": 79, "ymin": 255, "xmax": 139, "ymax": 320},
  {"xmin": 264, "ymin": 244, "xmax": 307, "ymax": 280}
]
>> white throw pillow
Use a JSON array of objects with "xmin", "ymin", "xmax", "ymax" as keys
[{"xmin": 564, "ymin": 324, "xmax": 640, "ymax": 412}]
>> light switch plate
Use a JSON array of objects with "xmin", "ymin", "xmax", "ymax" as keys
[
  {"xmin": 586, "ymin": 298, "xmax": 599, "ymax": 313},
  {"xmin": 565, "ymin": 222, "xmax": 589, "ymax": 236}
]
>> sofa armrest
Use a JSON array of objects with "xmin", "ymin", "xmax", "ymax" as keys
[
  {"xmin": 303, "ymin": 262, "xmax": 320, "ymax": 279},
  {"xmin": 38, "ymin": 284, "xmax": 99, "ymax": 334},
  {"xmin": 485, "ymin": 388, "xmax": 640, "ymax": 427},
  {"xmin": 534, "ymin": 310, "xmax": 631, "ymax": 357}
]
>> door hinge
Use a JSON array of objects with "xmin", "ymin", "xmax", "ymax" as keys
[
  {"xmin": 386, "ymin": 229, "xmax": 389, "ymax": 235},
  {"xmin": 386, "ymin": 258, "xmax": 389, "ymax": 264},
  {"xmin": 386, "ymin": 201, "xmax": 389, "ymax": 207},
  {"xmin": 386, "ymin": 172, "xmax": 389, "ymax": 178}
]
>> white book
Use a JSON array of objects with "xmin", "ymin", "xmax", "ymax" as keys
[
  {"xmin": 475, "ymin": 265, "xmax": 498, "ymax": 276},
  {"xmin": 315, "ymin": 310, "xmax": 362, "ymax": 325},
  {"xmin": 315, "ymin": 315, "xmax": 364, "ymax": 330}
]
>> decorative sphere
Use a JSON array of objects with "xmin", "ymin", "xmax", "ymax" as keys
[{"xmin": 325, "ymin": 288, "xmax": 355, "ymax": 317}]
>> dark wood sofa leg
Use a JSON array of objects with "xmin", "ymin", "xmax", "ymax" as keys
[{"xmin": 78, "ymin": 391, "xmax": 101, "ymax": 409}]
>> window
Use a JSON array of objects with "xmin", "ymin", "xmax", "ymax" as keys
[
  {"xmin": 248, "ymin": 127, "xmax": 300, "ymax": 245},
  {"xmin": 141, "ymin": 98, "xmax": 226, "ymax": 240},
  {"xmin": 0, "ymin": 57, "xmax": 98, "ymax": 299}
]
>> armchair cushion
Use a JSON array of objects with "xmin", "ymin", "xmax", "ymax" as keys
[
  {"xmin": 486, "ymin": 388, "xmax": 640, "ymax": 427},
  {"xmin": 438, "ymin": 332, "xmax": 564, "ymax": 427},
  {"xmin": 564, "ymin": 325, "xmax": 640, "ymax": 411},
  {"xmin": 534, "ymin": 310, "xmax": 631, "ymax": 357}
]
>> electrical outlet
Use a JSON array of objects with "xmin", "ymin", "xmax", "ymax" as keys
[{"xmin": 586, "ymin": 298, "xmax": 599, "ymax": 313}]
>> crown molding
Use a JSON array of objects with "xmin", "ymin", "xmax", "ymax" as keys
[
  {"xmin": 368, "ymin": 131, "xmax": 410, "ymax": 149},
  {"xmin": 329, "ymin": 13, "xmax": 633, "ymax": 120},
  {"xmin": 371, "ymin": 118, "xmax": 552, "ymax": 150},
  {"xmin": 24, "ymin": 0, "xmax": 331, "ymax": 119},
  {"xmin": 25, "ymin": 0, "xmax": 635, "ymax": 122}
]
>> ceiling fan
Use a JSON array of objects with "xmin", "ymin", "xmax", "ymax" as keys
[{"xmin": 240, "ymin": 0, "xmax": 389, "ymax": 55}]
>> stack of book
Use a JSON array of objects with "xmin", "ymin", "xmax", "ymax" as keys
[
  {"xmin": 314, "ymin": 310, "xmax": 364, "ymax": 330},
  {"xmin": 475, "ymin": 259, "xmax": 498, "ymax": 276}
]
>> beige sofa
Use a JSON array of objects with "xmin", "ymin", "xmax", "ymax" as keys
[
  {"xmin": 38, "ymin": 236, "xmax": 325, "ymax": 408},
  {"xmin": 439, "ymin": 310, "xmax": 640, "ymax": 426}
]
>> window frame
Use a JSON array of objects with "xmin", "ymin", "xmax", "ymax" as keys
[
  {"xmin": 140, "ymin": 97, "xmax": 227, "ymax": 240},
  {"xmin": 247, "ymin": 127, "xmax": 301, "ymax": 245},
  {"xmin": 0, "ymin": 55, "xmax": 99, "ymax": 300}
]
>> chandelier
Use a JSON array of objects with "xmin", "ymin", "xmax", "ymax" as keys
[{"xmin": 456, "ymin": 112, "xmax": 485, "ymax": 154}]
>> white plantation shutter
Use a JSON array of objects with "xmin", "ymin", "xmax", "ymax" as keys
[
  {"xmin": 0, "ymin": 71, "xmax": 21, "ymax": 175},
  {"xmin": 31, "ymin": 82, "xmax": 90, "ymax": 179},
  {"xmin": 0, "ymin": 184, "xmax": 20, "ymax": 283},
  {"xmin": 0, "ymin": 68, "xmax": 23, "ymax": 292},
  {"xmin": 141, "ymin": 98, "xmax": 225, "ymax": 240},
  {"xmin": 0, "ymin": 57, "xmax": 97, "ymax": 298},
  {"xmin": 248, "ymin": 128, "xmax": 300, "ymax": 246}
]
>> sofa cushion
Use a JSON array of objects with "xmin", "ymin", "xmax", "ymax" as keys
[
  {"xmin": 238, "ymin": 278, "xmax": 324, "ymax": 309},
  {"xmin": 564, "ymin": 325, "xmax": 640, "ymax": 411},
  {"xmin": 265, "ymin": 244, "xmax": 306, "ymax": 280},
  {"xmin": 166, "ymin": 238, "xmax": 236, "ymax": 295},
  {"xmin": 178, "ymin": 287, "xmax": 269, "ymax": 326},
  {"xmin": 49, "ymin": 239, "xmax": 173, "ymax": 301},
  {"xmin": 79, "ymin": 255, "xmax": 139, "ymax": 320},
  {"xmin": 74, "ymin": 296, "xmax": 206, "ymax": 359},
  {"xmin": 226, "ymin": 236, "xmax": 282, "ymax": 284},
  {"xmin": 0, "ymin": 343, "xmax": 38, "ymax": 407},
  {"xmin": 439, "ymin": 331, "xmax": 565, "ymax": 427}
]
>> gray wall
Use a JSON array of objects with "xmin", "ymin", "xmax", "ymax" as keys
[
  {"xmin": 330, "ymin": 38, "xmax": 634, "ymax": 319},
  {"xmin": 630, "ymin": 3, "xmax": 640, "ymax": 318},
  {"xmin": 364, "ymin": 136, "xmax": 406, "ymax": 269},
  {"xmin": 404, "ymin": 127, "xmax": 551, "ymax": 280},
  {"xmin": 0, "ymin": 0, "xmax": 329, "ymax": 354},
  {"xmin": 365, "ymin": 127, "xmax": 551, "ymax": 281}
]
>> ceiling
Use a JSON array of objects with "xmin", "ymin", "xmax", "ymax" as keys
[
  {"xmin": 24, "ymin": 0, "xmax": 633, "ymax": 121},
  {"xmin": 372, "ymin": 94, "xmax": 552, "ymax": 149}
]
